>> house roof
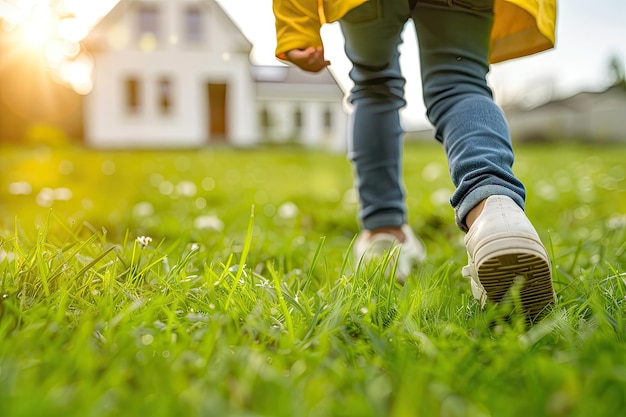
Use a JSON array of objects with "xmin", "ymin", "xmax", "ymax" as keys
[
  {"xmin": 535, "ymin": 85, "xmax": 626, "ymax": 111},
  {"xmin": 252, "ymin": 65, "xmax": 345, "ymax": 91},
  {"xmin": 211, "ymin": 1, "xmax": 253, "ymax": 51},
  {"xmin": 85, "ymin": 0, "xmax": 253, "ymax": 52},
  {"xmin": 505, "ymin": 85, "xmax": 626, "ymax": 114}
]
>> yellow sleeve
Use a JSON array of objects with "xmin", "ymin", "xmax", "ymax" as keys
[
  {"xmin": 273, "ymin": 0, "xmax": 323, "ymax": 59},
  {"xmin": 490, "ymin": 0, "xmax": 557, "ymax": 63}
]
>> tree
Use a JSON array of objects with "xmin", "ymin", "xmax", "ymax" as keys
[{"xmin": 608, "ymin": 54, "xmax": 626, "ymax": 88}]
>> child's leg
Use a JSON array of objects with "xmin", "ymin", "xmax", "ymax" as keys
[
  {"xmin": 412, "ymin": 1, "xmax": 554, "ymax": 321},
  {"xmin": 411, "ymin": 1, "xmax": 526, "ymax": 232},
  {"xmin": 339, "ymin": 0, "xmax": 412, "ymax": 231}
]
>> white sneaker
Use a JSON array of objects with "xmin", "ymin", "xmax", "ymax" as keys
[
  {"xmin": 462, "ymin": 195, "xmax": 555, "ymax": 322},
  {"xmin": 354, "ymin": 225, "xmax": 426, "ymax": 284}
]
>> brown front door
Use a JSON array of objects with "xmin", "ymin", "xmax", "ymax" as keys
[{"xmin": 207, "ymin": 82, "xmax": 228, "ymax": 143}]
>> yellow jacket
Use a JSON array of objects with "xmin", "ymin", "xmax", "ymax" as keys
[{"xmin": 274, "ymin": 0, "xmax": 556, "ymax": 64}]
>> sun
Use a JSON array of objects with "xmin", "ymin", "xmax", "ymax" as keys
[
  {"xmin": 18, "ymin": 15, "xmax": 54, "ymax": 47},
  {"xmin": 15, "ymin": 4, "xmax": 88, "ymax": 48},
  {"xmin": 1, "ymin": 1, "xmax": 95, "ymax": 95}
]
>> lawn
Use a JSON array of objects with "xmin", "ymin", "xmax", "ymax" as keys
[{"xmin": 0, "ymin": 141, "xmax": 625, "ymax": 417}]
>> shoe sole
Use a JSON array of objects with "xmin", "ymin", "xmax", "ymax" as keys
[{"xmin": 475, "ymin": 236, "xmax": 554, "ymax": 323}]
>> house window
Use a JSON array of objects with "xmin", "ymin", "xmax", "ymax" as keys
[
  {"xmin": 138, "ymin": 4, "xmax": 160, "ymax": 38},
  {"xmin": 323, "ymin": 107, "xmax": 333, "ymax": 129},
  {"xmin": 125, "ymin": 77, "xmax": 141, "ymax": 114},
  {"xmin": 158, "ymin": 77, "xmax": 173, "ymax": 115},
  {"xmin": 185, "ymin": 6, "xmax": 203, "ymax": 43},
  {"xmin": 260, "ymin": 106, "xmax": 271, "ymax": 128},
  {"xmin": 294, "ymin": 106, "xmax": 303, "ymax": 129}
]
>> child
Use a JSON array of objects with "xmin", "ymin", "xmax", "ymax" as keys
[{"xmin": 273, "ymin": 0, "xmax": 557, "ymax": 323}]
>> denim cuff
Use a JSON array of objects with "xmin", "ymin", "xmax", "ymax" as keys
[
  {"xmin": 455, "ymin": 185, "xmax": 525, "ymax": 232},
  {"xmin": 362, "ymin": 210, "xmax": 406, "ymax": 231}
]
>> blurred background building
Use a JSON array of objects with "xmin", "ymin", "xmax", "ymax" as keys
[{"xmin": 505, "ymin": 83, "xmax": 626, "ymax": 144}]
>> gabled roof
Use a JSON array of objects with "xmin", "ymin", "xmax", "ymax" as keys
[
  {"xmin": 252, "ymin": 65, "xmax": 335, "ymax": 84},
  {"xmin": 85, "ymin": 0, "xmax": 252, "ymax": 52},
  {"xmin": 252, "ymin": 65, "xmax": 345, "ymax": 94},
  {"xmin": 211, "ymin": 1, "xmax": 253, "ymax": 52}
]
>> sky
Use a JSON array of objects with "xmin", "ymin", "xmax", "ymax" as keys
[{"xmin": 216, "ymin": 0, "xmax": 626, "ymax": 129}]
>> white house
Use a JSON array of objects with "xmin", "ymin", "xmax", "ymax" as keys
[
  {"xmin": 253, "ymin": 65, "xmax": 347, "ymax": 151},
  {"xmin": 505, "ymin": 85, "xmax": 626, "ymax": 143},
  {"xmin": 84, "ymin": 0, "xmax": 347, "ymax": 150}
]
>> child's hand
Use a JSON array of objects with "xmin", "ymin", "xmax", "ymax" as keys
[{"xmin": 286, "ymin": 47, "xmax": 330, "ymax": 72}]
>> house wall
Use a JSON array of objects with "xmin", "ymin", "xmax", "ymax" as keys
[
  {"xmin": 257, "ymin": 99, "xmax": 347, "ymax": 151},
  {"xmin": 256, "ymin": 82, "xmax": 347, "ymax": 151},
  {"xmin": 589, "ymin": 101, "xmax": 626, "ymax": 142},
  {"xmin": 507, "ymin": 108, "xmax": 583, "ymax": 141},
  {"xmin": 85, "ymin": 50, "xmax": 257, "ymax": 148}
]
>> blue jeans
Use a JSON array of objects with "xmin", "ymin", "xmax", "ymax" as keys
[{"xmin": 340, "ymin": 0, "xmax": 526, "ymax": 232}]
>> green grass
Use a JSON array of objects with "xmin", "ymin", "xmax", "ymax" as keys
[{"xmin": 0, "ymin": 142, "xmax": 625, "ymax": 417}]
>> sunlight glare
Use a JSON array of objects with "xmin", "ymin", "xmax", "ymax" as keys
[
  {"xmin": 0, "ymin": 1, "xmax": 22, "ymax": 27},
  {"xmin": 63, "ymin": 0, "xmax": 81, "ymax": 14},
  {"xmin": 44, "ymin": 39, "xmax": 66, "ymax": 66},
  {"xmin": 58, "ymin": 53, "xmax": 94, "ymax": 95},
  {"xmin": 3, "ymin": 0, "xmax": 120, "ymax": 94},
  {"xmin": 20, "ymin": 15, "xmax": 52, "ymax": 46},
  {"xmin": 63, "ymin": 40, "xmax": 80, "ymax": 58},
  {"xmin": 58, "ymin": 17, "xmax": 88, "ymax": 42}
]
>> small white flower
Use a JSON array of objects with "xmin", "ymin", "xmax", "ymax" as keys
[
  {"xmin": 607, "ymin": 214, "xmax": 626, "ymax": 230},
  {"xmin": 53, "ymin": 187, "xmax": 73, "ymax": 201},
  {"xmin": 141, "ymin": 334, "xmax": 154, "ymax": 346},
  {"xmin": 0, "ymin": 250, "xmax": 15, "ymax": 262},
  {"xmin": 136, "ymin": 236, "xmax": 153, "ymax": 248},
  {"xmin": 36, "ymin": 188, "xmax": 55, "ymax": 208},
  {"xmin": 133, "ymin": 202, "xmax": 155, "ymax": 218},
  {"xmin": 194, "ymin": 214, "xmax": 224, "ymax": 231},
  {"xmin": 8, "ymin": 181, "xmax": 32, "ymax": 195},
  {"xmin": 430, "ymin": 188, "xmax": 453, "ymax": 207},
  {"xmin": 342, "ymin": 189, "xmax": 358, "ymax": 206},
  {"xmin": 277, "ymin": 201, "xmax": 299, "ymax": 219},
  {"xmin": 176, "ymin": 180, "xmax": 197, "ymax": 197},
  {"xmin": 101, "ymin": 160, "xmax": 116, "ymax": 175},
  {"xmin": 422, "ymin": 162, "xmax": 444, "ymax": 182}
]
